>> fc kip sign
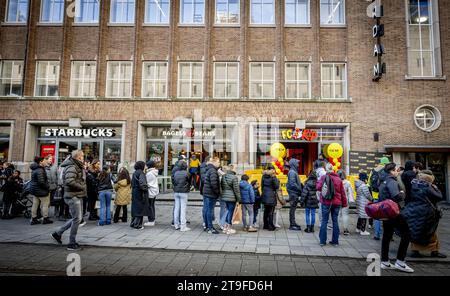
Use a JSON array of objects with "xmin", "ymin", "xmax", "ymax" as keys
[{"xmin": 368, "ymin": 0, "xmax": 386, "ymax": 81}]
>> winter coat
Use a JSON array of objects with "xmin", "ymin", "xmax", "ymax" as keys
[
  {"xmin": 61, "ymin": 157, "xmax": 87, "ymax": 199},
  {"xmin": 401, "ymin": 179, "xmax": 443, "ymax": 246},
  {"xmin": 355, "ymin": 179, "xmax": 372, "ymax": 218},
  {"xmin": 378, "ymin": 174, "xmax": 405, "ymax": 207},
  {"xmin": 173, "ymin": 162, "xmax": 191, "ymax": 193},
  {"xmin": 114, "ymin": 179, "xmax": 131, "ymax": 206},
  {"xmin": 342, "ymin": 179, "xmax": 355, "ymax": 206},
  {"xmin": 45, "ymin": 165, "xmax": 59, "ymax": 191},
  {"xmin": 146, "ymin": 168, "xmax": 159, "ymax": 197},
  {"xmin": 2, "ymin": 175, "xmax": 23, "ymax": 203},
  {"xmin": 97, "ymin": 173, "xmax": 114, "ymax": 192},
  {"xmin": 300, "ymin": 171, "xmax": 319, "ymax": 209},
  {"xmin": 401, "ymin": 160, "xmax": 417, "ymax": 205},
  {"xmin": 239, "ymin": 180, "xmax": 255, "ymax": 204},
  {"xmin": 131, "ymin": 169, "xmax": 150, "ymax": 217},
  {"xmin": 30, "ymin": 163, "xmax": 50, "ymax": 197},
  {"xmin": 220, "ymin": 171, "xmax": 241, "ymax": 203},
  {"xmin": 261, "ymin": 170, "xmax": 280, "ymax": 206},
  {"xmin": 316, "ymin": 172, "xmax": 348, "ymax": 208},
  {"xmin": 86, "ymin": 170, "xmax": 99, "ymax": 200},
  {"xmin": 202, "ymin": 164, "xmax": 221, "ymax": 199},
  {"xmin": 286, "ymin": 159, "xmax": 303, "ymax": 198},
  {"xmin": 171, "ymin": 160, "xmax": 185, "ymax": 184}
]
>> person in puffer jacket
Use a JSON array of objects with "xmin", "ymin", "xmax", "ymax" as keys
[
  {"xmin": 30, "ymin": 156, "xmax": 52, "ymax": 225},
  {"xmin": 172, "ymin": 161, "xmax": 191, "ymax": 232},
  {"xmin": 261, "ymin": 164, "xmax": 279, "ymax": 231},
  {"xmin": 240, "ymin": 174, "xmax": 256, "ymax": 232},
  {"xmin": 145, "ymin": 161, "xmax": 159, "ymax": 227},
  {"xmin": 252, "ymin": 180, "xmax": 262, "ymax": 227},
  {"xmin": 220, "ymin": 166, "xmax": 241, "ymax": 235},
  {"xmin": 355, "ymin": 172, "xmax": 372, "ymax": 236},
  {"xmin": 286, "ymin": 158, "xmax": 303, "ymax": 231},
  {"xmin": 113, "ymin": 167, "xmax": 132, "ymax": 223},
  {"xmin": 300, "ymin": 170, "xmax": 319, "ymax": 233}
]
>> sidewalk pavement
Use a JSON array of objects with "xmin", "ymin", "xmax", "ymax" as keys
[{"xmin": 0, "ymin": 198, "xmax": 449, "ymax": 262}]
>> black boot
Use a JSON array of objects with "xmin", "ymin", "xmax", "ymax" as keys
[
  {"xmin": 310, "ymin": 225, "xmax": 315, "ymax": 233},
  {"xmin": 30, "ymin": 218, "xmax": 40, "ymax": 225},
  {"xmin": 42, "ymin": 217, "xmax": 54, "ymax": 224},
  {"xmin": 304, "ymin": 225, "xmax": 311, "ymax": 233}
]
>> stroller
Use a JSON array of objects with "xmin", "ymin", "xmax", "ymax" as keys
[{"xmin": 10, "ymin": 180, "xmax": 33, "ymax": 219}]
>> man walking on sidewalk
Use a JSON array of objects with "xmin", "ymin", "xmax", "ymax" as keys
[{"xmin": 51, "ymin": 150, "xmax": 87, "ymax": 251}]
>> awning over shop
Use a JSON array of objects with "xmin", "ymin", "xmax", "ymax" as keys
[{"xmin": 384, "ymin": 145, "xmax": 450, "ymax": 153}]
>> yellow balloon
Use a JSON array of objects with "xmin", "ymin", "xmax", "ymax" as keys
[
  {"xmin": 270, "ymin": 143, "xmax": 287, "ymax": 159},
  {"xmin": 333, "ymin": 166, "xmax": 338, "ymax": 171},
  {"xmin": 327, "ymin": 143, "xmax": 343, "ymax": 159},
  {"xmin": 336, "ymin": 162, "xmax": 341, "ymax": 167},
  {"xmin": 323, "ymin": 144, "xmax": 330, "ymax": 158},
  {"xmin": 278, "ymin": 157, "xmax": 284, "ymax": 163}
]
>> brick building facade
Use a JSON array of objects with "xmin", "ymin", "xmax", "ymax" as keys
[{"xmin": 0, "ymin": 0, "xmax": 449, "ymax": 200}]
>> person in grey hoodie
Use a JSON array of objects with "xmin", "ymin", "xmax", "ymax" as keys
[
  {"xmin": 145, "ymin": 160, "xmax": 159, "ymax": 227},
  {"xmin": 286, "ymin": 158, "xmax": 303, "ymax": 231}
]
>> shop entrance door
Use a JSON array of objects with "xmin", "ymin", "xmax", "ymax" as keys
[
  {"xmin": 283, "ymin": 142, "xmax": 318, "ymax": 175},
  {"xmin": 413, "ymin": 153, "xmax": 447, "ymax": 201}
]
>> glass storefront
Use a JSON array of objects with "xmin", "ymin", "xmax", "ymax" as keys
[{"xmin": 0, "ymin": 124, "xmax": 11, "ymax": 162}]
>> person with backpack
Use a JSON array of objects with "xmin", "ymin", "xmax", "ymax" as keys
[
  {"xmin": 261, "ymin": 164, "xmax": 280, "ymax": 231},
  {"xmin": 316, "ymin": 163, "xmax": 347, "ymax": 246},
  {"xmin": 240, "ymin": 174, "xmax": 257, "ymax": 232},
  {"xmin": 202, "ymin": 157, "xmax": 221, "ymax": 234},
  {"xmin": 368, "ymin": 157, "xmax": 390, "ymax": 240},
  {"xmin": 97, "ymin": 165, "xmax": 114, "ymax": 226},
  {"xmin": 338, "ymin": 170, "xmax": 354, "ymax": 235},
  {"xmin": 355, "ymin": 172, "xmax": 373, "ymax": 236},
  {"xmin": 378, "ymin": 162, "xmax": 413, "ymax": 273},
  {"xmin": 145, "ymin": 161, "xmax": 159, "ymax": 226},
  {"xmin": 172, "ymin": 160, "xmax": 191, "ymax": 232},
  {"xmin": 30, "ymin": 156, "xmax": 53, "ymax": 225},
  {"xmin": 286, "ymin": 159, "xmax": 303, "ymax": 231},
  {"xmin": 300, "ymin": 170, "xmax": 319, "ymax": 233},
  {"xmin": 113, "ymin": 167, "xmax": 132, "ymax": 223}
]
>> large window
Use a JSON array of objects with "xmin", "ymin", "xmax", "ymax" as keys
[
  {"xmin": 216, "ymin": 0, "xmax": 240, "ymax": 24},
  {"xmin": 106, "ymin": 61, "xmax": 132, "ymax": 98},
  {"xmin": 249, "ymin": 62, "xmax": 275, "ymax": 99},
  {"xmin": 180, "ymin": 0, "xmax": 205, "ymax": 24},
  {"xmin": 35, "ymin": 61, "xmax": 60, "ymax": 97},
  {"xmin": 321, "ymin": 63, "xmax": 346, "ymax": 99},
  {"xmin": 110, "ymin": 0, "xmax": 135, "ymax": 24},
  {"xmin": 40, "ymin": 0, "xmax": 64, "ymax": 23},
  {"xmin": 145, "ymin": 0, "xmax": 170, "ymax": 24},
  {"xmin": 178, "ymin": 62, "xmax": 203, "ymax": 98},
  {"xmin": 70, "ymin": 61, "xmax": 96, "ymax": 97},
  {"xmin": 0, "ymin": 61, "xmax": 23, "ymax": 96},
  {"xmin": 320, "ymin": 0, "xmax": 345, "ymax": 25},
  {"xmin": 285, "ymin": 0, "xmax": 309, "ymax": 25},
  {"xmin": 142, "ymin": 62, "xmax": 168, "ymax": 98},
  {"xmin": 285, "ymin": 63, "xmax": 310, "ymax": 99},
  {"xmin": 407, "ymin": 0, "xmax": 441, "ymax": 77},
  {"xmin": 0, "ymin": 124, "xmax": 12, "ymax": 162},
  {"xmin": 214, "ymin": 62, "xmax": 239, "ymax": 99},
  {"xmin": 74, "ymin": 0, "xmax": 100, "ymax": 23},
  {"xmin": 5, "ymin": 0, "xmax": 28, "ymax": 23},
  {"xmin": 251, "ymin": 0, "xmax": 275, "ymax": 25}
]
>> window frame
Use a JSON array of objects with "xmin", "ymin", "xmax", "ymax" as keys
[
  {"xmin": 73, "ymin": 0, "xmax": 100, "ymax": 24},
  {"xmin": 319, "ymin": 0, "xmax": 346, "ymax": 27},
  {"xmin": 141, "ymin": 61, "xmax": 169, "ymax": 99},
  {"xmin": 320, "ymin": 63, "xmax": 347, "ymax": 100},
  {"xmin": 284, "ymin": 0, "xmax": 310, "ymax": 26},
  {"xmin": 5, "ymin": 0, "xmax": 29, "ymax": 24},
  {"xmin": 179, "ymin": 0, "xmax": 205, "ymax": 25},
  {"xmin": 249, "ymin": 62, "xmax": 276, "ymax": 100},
  {"xmin": 109, "ymin": 0, "xmax": 136, "ymax": 25},
  {"xmin": 215, "ymin": 0, "xmax": 241, "ymax": 26},
  {"xmin": 0, "ymin": 60, "xmax": 24, "ymax": 97},
  {"xmin": 285, "ymin": 62, "xmax": 311, "ymax": 100},
  {"xmin": 144, "ymin": 0, "xmax": 170, "ymax": 25},
  {"xmin": 69, "ymin": 61, "xmax": 97, "ymax": 98},
  {"xmin": 39, "ymin": 0, "xmax": 65, "ymax": 24},
  {"xmin": 34, "ymin": 61, "xmax": 60, "ymax": 97},
  {"xmin": 106, "ymin": 61, "xmax": 133, "ymax": 98},
  {"xmin": 414, "ymin": 104, "xmax": 442, "ymax": 132},
  {"xmin": 250, "ymin": 0, "xmax": 275, "ymax": 26},
  {"xmin": 177, "ymin": 62, "xmax": 204, "ymax": 99},
  {"xmin": 213, "ymin": 62, "xmax": 240, "ymax": 99}
]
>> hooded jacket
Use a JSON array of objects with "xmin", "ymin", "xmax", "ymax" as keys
[
  {"xmin": 240, "ymin": 180, "xmax": 255, "ymax": 204},
  {"xmin": 30, "ymin": 162, "xmax": 50, "ymax": 197},
  {"xmin": 173, "ymin": 161, "xmax": 191, "ymax": 193},
  {"xmin": 114, "ymin": 178, "xmax": 131, "ymax": 206},
  {"xmin": 146, "ymin": 168, "xmax": 159, "ymax": 197},
  {"xmin": 300, "ymin": 171, "xmax": 319, "ymax": 209},
  {"xmin": 286, "ymin": 159, "xmax": 303, "ymax": 198},
  {"xmin": 316, "ymin": 172, "xmax": 348, "ymax": 208},
  {"xmin": 220, "ymin": 171, "xmax": 241, "ymax": 203},
  {"xmin": 131, "ymin": 162, "xmax": 150, "ymax": 217},
  {"xmin": 261, "ymin": 169, "xmax": 280, "ymax": 206},
  {"xmin": 60, "ymin": 157, "xmax": 87, "ymax": 199},
  {"xmin": 355, "ymin": 179, "xmax": 372, "ymax": 218},
  {"xmin": 378, "ymin": 171, "xmax": 405, "ymax": 207},
  {"xmin": 401, "ymin": 160, "xmax": 417, "ymax": 205},
  {"xmin": 202, "ymin": 163, "xmax": 221, "ymax": 199},
  {"xmin": 86, "ymin": 169, "xmax": 99, "ymax": 200},
  {"xmin": 97, "ymin": 173, "xmax": 114, "ymax": 192}
]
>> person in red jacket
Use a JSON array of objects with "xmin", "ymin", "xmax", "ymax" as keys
[{"xmin": 316, "ymin": 163, "xmax": 348, "ymax": 246}]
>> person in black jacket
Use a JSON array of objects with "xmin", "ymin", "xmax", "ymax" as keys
[
  {"xmin": 1, "ymin": 170, "xmax": 23, "ymax": 219},
  {"xmin": 261, "ymin": 164, "xmax": 280, "ymax": 231},
  {"xmin": 86, "ymin": 160, "xmax": 100, "ymax": 221},
  {"xmin": 300, "ymin": 170, "xmax": 319, "ymax": 233},
  {"xmin": 130, "ymin": 161, "xmax": 150, "ymax": 230},
  {"xmin": 401, "ymin": 160, "xmax": 418, "ymax": 205},
  {"xmin": 202, "ymin": 157, "xmax": 221, "ymax": 234},
  {"xmin": 378, "ymin": 162, "xmax": 413, "ymax": 273},
  {"xmin": 173, "ymin": 161, "xmax": 191, "ymax": 232},
  {"xmin": 286, "ymin": 159, "xmax": 303, "ymax": 231},
  {"xmin": 30, "ymin": 156, "xmax": 53, "ymax": 225},
  {"xmin": 97, "ymin": 165, "xmax": 114, "ymax": 226}
]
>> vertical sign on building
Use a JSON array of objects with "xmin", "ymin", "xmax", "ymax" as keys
[{"xmin": 367, "ymin": 0, "xmax": 386, "ymax": 81}]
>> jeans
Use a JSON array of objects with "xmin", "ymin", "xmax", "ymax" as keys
[
  {"xmin": 98, "ymin": 191, "xmax": 112, "ymax": 225},
  {"xmin": 374, "ymin": 220, "xmax": 382, "ymax": 238},
  {"xmin": 242, "ymin": 204, "xmax": 254, "ymax": 227},
  {"xmin": 114, "ymin": 205, "xmax": 128, "ymax": 222},
  {"xmin": 339, "ymin": 206, "xmax": 349, "ymax": 230},
  {"xmin": 203, "ymin": 196, "xmax": 217, "ymax": 230},
  {"xmin": 147, "ymin": 197, "xmax": 156, "ymax": 222},
  {"xmin": 31, "ymin": 194, "xmax": 50, "ymax": 219},
  {"xmin": 263, "ymin": 205, "xmax": 275, "ymax": 229},
  {"xmin": 219, "ymin": 200, "xmax": 228, "ymax": 227},
  {"xmin": 174, "ymin": 193, "xmax": 188, "ymax": 229},
  {"xmin": 289, "ymin": 194, "xmax": 299, "ymax": 226},
  {"xmin": 319, "ymin": 204, "xmax": 341, "ymax": 245},
  {"xmin": 381, "ymin": 215, "xmax": 410, "ymax": 262},
  {"xmin": 225, "ymin": 201, "xmax": 236, "ymax": 225},
  {"xmin": 253, "ymin": 201, "xmax": 261, "ymax": 225},
  {"xmin": 305, "ymin": 208, "xmax": 316, "ymax": 226},
  {"xmin": 56, "ymin": 197, "xmax": 82, "ymax": 244}
]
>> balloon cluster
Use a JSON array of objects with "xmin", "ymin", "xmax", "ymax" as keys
[
  {"xmin": 325, "ymin": 143, "xmax": 344, "ymax": 172},
  {"xmin": 270, "ymin": 143, "xmax": 286, "ymax": 175}
]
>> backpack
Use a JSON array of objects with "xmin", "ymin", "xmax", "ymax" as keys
[
  {"xmin": 321, "ymin": 175, "xmax": 335, "ymax": 200},
  {"xmin": 369, "ymin": 169, "xmax": 381, "ymax": 193},
  {"xmin": 365, "ymin": 199, "xmax": 399, "ymax": 220}
]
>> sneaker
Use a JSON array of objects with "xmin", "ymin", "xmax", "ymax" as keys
[
  {"xmin": 289, "ymin": 225, "xmax": 301, "ymax": 231},
  {"xmin": 355, "ymin": 228, "xmax": 361, "ymax": 234},
  {"xmin": 175, "ymin": 227, "xmax": 180, "ymax": 231},
  {"xmin": 394, "ymin": 261, "xmax": 414, "ymax": 273},
  {"xmin": 180, "ymin": 227, "xmax": 191, "ymax": 232},
  {"xmin": 144, "ymin": 222, "xmax": 155, "ymax": 227},
  {"xmin": 207, "ymin": 228, "xmax": 220, "ymax": 234},
  {"xmin": 137, "ymin": 226, "xmax": 145, "ymax": 230},
  {"xmin": 275, "ymin": 224, "xmax": 281, "ymax": 228},
  {"xmin": 42, "ymin": 218, "xmax": 53, "ymax": 224},
  {"xmin": 381, "ymin": 261, "xmax": 395, "ymax": 270},
  {"xmin": 30, "ymin": 218, "xmax": 40, "ymax": 225},
  {"xmin": 329, "ymin": 241, "xmax": 339, "ymax": 247},
  {"xmin": 343, "ymin": 230, "xmax": 350, "ymax": 235},
  {"xmin": 319, "ymin": 243, "xmax": 326, "ymax": 247},
  {"xmin": 51, "ymin": 232, "xmax": 62, "ymax": 244},
  {"xmin": 368, "ymin": 224, "xmax": 372, "ymax": 229},
  {"xmin": 430, "ymin": 251, "xmax": 447, "ymax": 258},
  {"xmin": 360, "ymin": 231, "xmax": 370, "ymax": 236},
  {"xmin": 79, "ymin": 219, "xmax": 87, "ymax": 227},
  {"xmin": 248, "ymin": 226, "xmax": 258, "ymax": 232},
  {"xmin": 242, "ymin": 226, "xmax": 249, "ymax": 232},
  {"xmin": 226, "ymin": 228, "xmax": 236, "ymax": 234},
  {"xmin": 66, "ymin": 243, "xmax": 81, "ymax": 251},
  {"xmin": 373, "ymin": 236, "xmax": 381, "ymax": 241}
]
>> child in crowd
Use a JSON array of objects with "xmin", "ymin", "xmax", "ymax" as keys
[
  {"xmin": 240, "ymin": 174, "xmax": 257, "ymax": 232},
  {"xmin": 300, "ymin": 170, "xmax": 319, "ymax": 233},
  {"xmin": 251, "ymin": 180, "xmax": 261, "ymax": 228},
  {"xmin": 355, "ymin": 172, "xmax": 373, "ymax": 236}
]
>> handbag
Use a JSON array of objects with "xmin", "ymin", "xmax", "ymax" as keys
[
  {"xmin": 232, "ymin": 203, "xmax": 242, "ymax": 225},
  {"xmin": 365, "ymin": 199, "xmax": 400, "ymax": 220},
  {"xmin": 276, "ymin": 190, "xmax": 286, "ymax": 206}
]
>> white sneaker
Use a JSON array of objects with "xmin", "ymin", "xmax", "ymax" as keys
[
  {"xmin": 226, "ymin": 228, "xmax": 236, "ymax": 235},
  {"xmin": 275, "ymin": 224, "xmax": 281, "ymax": 228},
  {"xmin": 144, "ymin": 222, "xmax": 155, "ymax": 227},
  {"xmin": 79, "ymin": 220, "xmax": 87, "ymax": 227},
  {"xmin": 395, "ymin": 261, "xmax": 414, "ymax": 273},
  {"xmin": 355, "ymin": 229, "xmax": 361, "ymax": 233},
  {"xmin": 381, "ymin": 261, "xmax": 395, "ymax": 270},
  {"xmin": 180, "ymin": 227, "xmax": 191, "ymax": 232},
  {"xmin": 360, "ymin": 231, "xmax": 370, "ymax": 236}
]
